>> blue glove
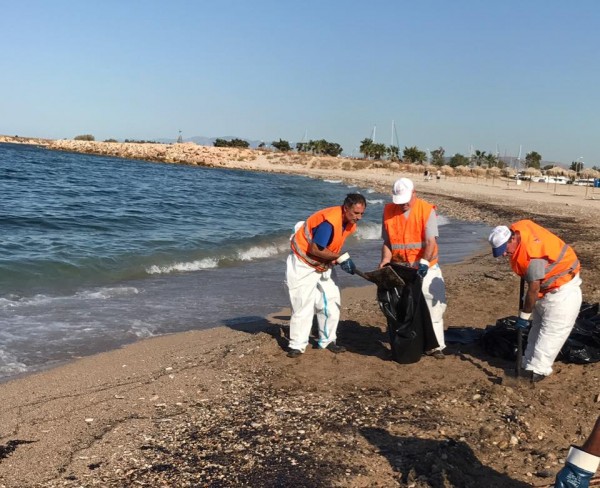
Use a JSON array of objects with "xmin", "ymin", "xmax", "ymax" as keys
[
  {"xmin": 340, "ymin": 259, "xmax": 356, "ymax": 275},
  {"xmin": 554, "ymin": 462, "xmax": 594, "ymax": 488},
  {"xmin": 417, "ymin": 262, "xmax": 429, "ymax": 278},
  {"xmin": 515, "ymin": 317, "xmax": 531, "ymax": 330}
]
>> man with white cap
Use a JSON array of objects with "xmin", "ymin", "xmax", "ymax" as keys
[
  {"xmin": 286, "ymin": 193, "xmax": 367, "ymax": 358},
  {"xmin": 488, "ymin": 219, "xmax": 582, "ymax": 382},
  {"xmin": 379, "ymin": 177, "xmax": 447, "ymax": 359}
]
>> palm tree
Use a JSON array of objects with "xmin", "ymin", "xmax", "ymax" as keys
[{"xmin": 360, "ymin": 138, "xmax": 373, "ymax": 159}]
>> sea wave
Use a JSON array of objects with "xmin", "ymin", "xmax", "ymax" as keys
[
  {"xmin": 238, "ymin": 243, "xmax": 288, "ymax": 261},
  {"xmin": 0, "ymin": 286, "xmax": 141, "ymax": 309},
  {"xmin": 75, "ymin": 287, "xmax": 139, "ymax": 300},
  {"xmin": 438, "ymin": 214, "xmax": 450, "ymax": 226},
  {"xmin": 0, "ymin": 349, "xmax": 28, "ymax": 375},
  {"xmin": 354, "ymin": 222, "xmax": 381, "ymax": 240},
  {"xmin": 146, "ymin": 258, "xmax": 219, "ymax": 275},
  {"xmin": 146, "ymin": 237, "xmax": 291, "ymax": 275}
]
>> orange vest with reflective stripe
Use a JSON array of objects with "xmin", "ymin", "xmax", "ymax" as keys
[
  {"xmin": 509, "ymin": 219, "xmax": 580, "ymax": 296},
  {"xmin": 382, "ymin": 198, "xmax": 439, "ymax": 267},
  {"xmin": 290, "ymin": 206, "xmax": 356, "ymax": 272}
]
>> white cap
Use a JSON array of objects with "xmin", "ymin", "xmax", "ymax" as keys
[
  {"xmin": 488, "ymin": 225, "xmax": 511, "ymax": 257},
  {"xmin": 392, "ymin": 178, "xmax": 414, "ymax": 204}
]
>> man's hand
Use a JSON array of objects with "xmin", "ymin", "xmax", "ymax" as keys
[
  {"xmin": 515, "ymin": 317, "xmax": 531, "ymax": 329},
  {"xmin": 340, "ymin": 259, "xmax": 356, "ymax": 274},
  {"xmin": 337, "ymin": 252, "xmax": 356, "ymax": 275},
  {"xmin": 417, "ymin": 259, "xmax": 429, "ymax": 278}
]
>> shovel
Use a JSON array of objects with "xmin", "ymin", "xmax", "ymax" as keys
[
  {"xmin": 515, "ymin": 278, "xmax": 525, "ymax": 377},
  {"xmin": 504, "ymin": 278, "xmax": 525, "ymax": 386},
  {"xmin": 354, "ymin": 266, "xmax": 405, "ymax": 289}
]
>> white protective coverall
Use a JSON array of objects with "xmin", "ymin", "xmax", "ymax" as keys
[
  {"xmin": 524, "ymin": 273, "xmax": 582, "ymax": 376},
  {"xmin": 286, "ymin": 250, "xmax": 341, "ymax": 353},
  {"xmin": 421, "ymin": 263, "xmax": 447, "ymax": 350}
]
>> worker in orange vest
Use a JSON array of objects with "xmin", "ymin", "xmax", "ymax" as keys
[
  {"xmin": 379, "ymin": 177, "xmax": 447, "ymax": 359},
  {"xmin": 286, "ymin": 193, "xmax": 367, "ymax": 358},
  {"xmin": 489, "ymin": 220, "xmax": 582, "ymax": 382}
]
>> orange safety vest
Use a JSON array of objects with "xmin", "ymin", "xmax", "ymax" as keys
[
  {"xmin": 509, "ymin": 219, "xmax": 580, "ymax": 296},
  {"xmin": 290, "ymin": 205, "xmax": 356, "ymax": 272},
  {"xmin": 382, "ymin": 198, "xmax": 439, "ymax": 267}
]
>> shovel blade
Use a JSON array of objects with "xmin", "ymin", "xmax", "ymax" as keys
[{"xmin": 355, "ymin": 266, "xmax": 405, "ymax": 289}]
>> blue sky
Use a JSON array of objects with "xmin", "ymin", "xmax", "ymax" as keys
[{"xmin": 2, "ymin": 1, "xmax": 599, "ymax": 165}]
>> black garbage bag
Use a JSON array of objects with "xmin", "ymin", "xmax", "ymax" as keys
[
  {"xmin": 377, "ymin": 263, "xmax": 439, "ymax": 364},
  {"xmin": 481, "ymin": 316, "xmax": 529, "ymax": 361},
  {"xmin": 482, "ymin": 302, "xmax": 600, "ymax": 364},
  {"xmin": 559, "ymin": 303, "xmax": 600, "ymax": 363}
]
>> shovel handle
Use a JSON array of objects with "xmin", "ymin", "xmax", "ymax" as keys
[
  {"xmin": 354, "ymin": 268, "xmax": 367, "ymax": 279},
  {"xmin": 516, "ymin": 278, "xmax": 525, "ymax": 376}
]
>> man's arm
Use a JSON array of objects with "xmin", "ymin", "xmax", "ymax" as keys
[
  {"xmin": 583, "ymin": 416, "xmax": 600, "ymax": 456},
  {"xmin": 522, "ymin": 280, "xmax": 541, "ymax": 313},
  {"xmin": 422, "ymin": 236, "xmax": 438, "ymax": 263},
  {"xmin": 554, "ymin": 416, "xmax": 600, "ymax": 487},
  {"xmin": 379, "ymin": 243, "xmax": 392, "ymax": 268},
  {"xmin": 308, "ymin": 241, "xmax": 342, "ymax": 262}
]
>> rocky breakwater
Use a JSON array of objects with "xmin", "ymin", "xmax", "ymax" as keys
[
  {"xmin": 47, "ymin": 140, "xmax": 265, "ymax": 168},
  {"xmin": 46, "ymin": 140, "xmax": 381, "ymax": 175},
  {"xmin": 0, "ymin": 135, "xmax": 52, "ymax": 146}
]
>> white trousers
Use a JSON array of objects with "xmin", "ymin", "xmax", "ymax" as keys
[
  {"xmin": 286, "ymin": 253, "xmax": 341, "ymax": 353},
  {"xmin": 523, "ymin": 274, "xmax": 582, "ymax": 376},
  {"xmin": 421, "ymin": 264, "xmax": 447, "ymax": 350}
]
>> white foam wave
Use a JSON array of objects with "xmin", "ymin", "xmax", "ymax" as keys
[
  {"xmin": 367, "ymin": 198, "xmax": 384, "ymax": 205},
  {"xmin": 354, "ymin": 222, "xmax": 381, "ymax": 240},
  {"xmin": 76, "ymin": 287, "xmax": 139, "ymax": 300},
  {"xmin": 323, "ymin": 179, "xmax": 342, "ymax": 184},
  {"xmin": 0, "ymin": 349, "xmax": 28, "ymax": 375},
  {"xmin": 0, "ymin": 294, "xmax": 54, "ymax": 309},
  {"xmin": 238, "ymin": 244, "xmax": 285, "ymax": 261},
  {"xmin": 146, "ymin": 258, "xmax": 219, "ymax": 275},
  {"xmin": 129, "ymin": 321, "xmax": 156, "ymax": 339},
  {"xmin": 437, "ymin": 214, "xmax": 450, "ymax": 226}
]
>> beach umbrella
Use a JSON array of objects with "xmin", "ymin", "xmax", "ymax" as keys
[
  {"xmin": 501, "ymin": 167, "xmax": 516, "ymax": 178},
  {"xmin": 453, "ymin": 165, "xmax": 470, "ymax": 181},
  {"xmin": 546, "ymin": 166, "xmax": 566, "ymax": 177},
  {"xmin": 440, "ymin": 165, "xmax": 454, "ymax": 177},
  {"xmin": 581, "ymin": 168, "xmax": 600, "ymax": 198},
  {"xmin": 412, "ymin": 163, "xmax": 426, "ymax": 175},
  {"xmin": 486, "ymin": 166, "xmax": 502, "ymax": 185},
  {"xmin": 523, "ymin": 167, "xmax": 541, "ymax": 190},
  {"xmin": 471, "ymin": 166, "xmax": 486, "ymax": 183},
  {"xmin": 546, "ymin": 166, "xmax": 566, "ymax": 193},
  {"xmin": 500, "ymin": 167, "xmax": 517, "ymax": 187}
]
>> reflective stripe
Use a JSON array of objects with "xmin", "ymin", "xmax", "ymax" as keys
[
  {"xmin": 395, "ymin": 253, "xmax": 439, "ymax": 268},
  {"xmin": 542, "ymin": 258, "xmax": 579, "ymax": 290},
  {"xmin": 544, "ymin": 244, "xmax": 568, "ymax": 275},
  {"xmin": 291, "ymin": 232, "xmax": 328, "ymax": 272},
  {"xmin": 391, "ymin": 242, "xmax": 425, "ymax": 250}
]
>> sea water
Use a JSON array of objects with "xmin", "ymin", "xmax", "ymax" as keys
[{"xmin": 0, "ymin": 143, "xmax": 490, "ymax": 379}]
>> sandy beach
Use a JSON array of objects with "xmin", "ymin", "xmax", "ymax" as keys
[{"xmin": 1, "ymin": 138, "xmax": 599, "ymax": 487}]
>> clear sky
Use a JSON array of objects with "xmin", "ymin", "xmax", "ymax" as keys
[{"xmin": 2, "ymin": 1, "xmax": 599, "ymax": 165}]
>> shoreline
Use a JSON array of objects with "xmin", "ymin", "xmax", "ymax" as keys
[{"xmin": 1, "ymin": 136, "xmax": 599, "ymax": 487}]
